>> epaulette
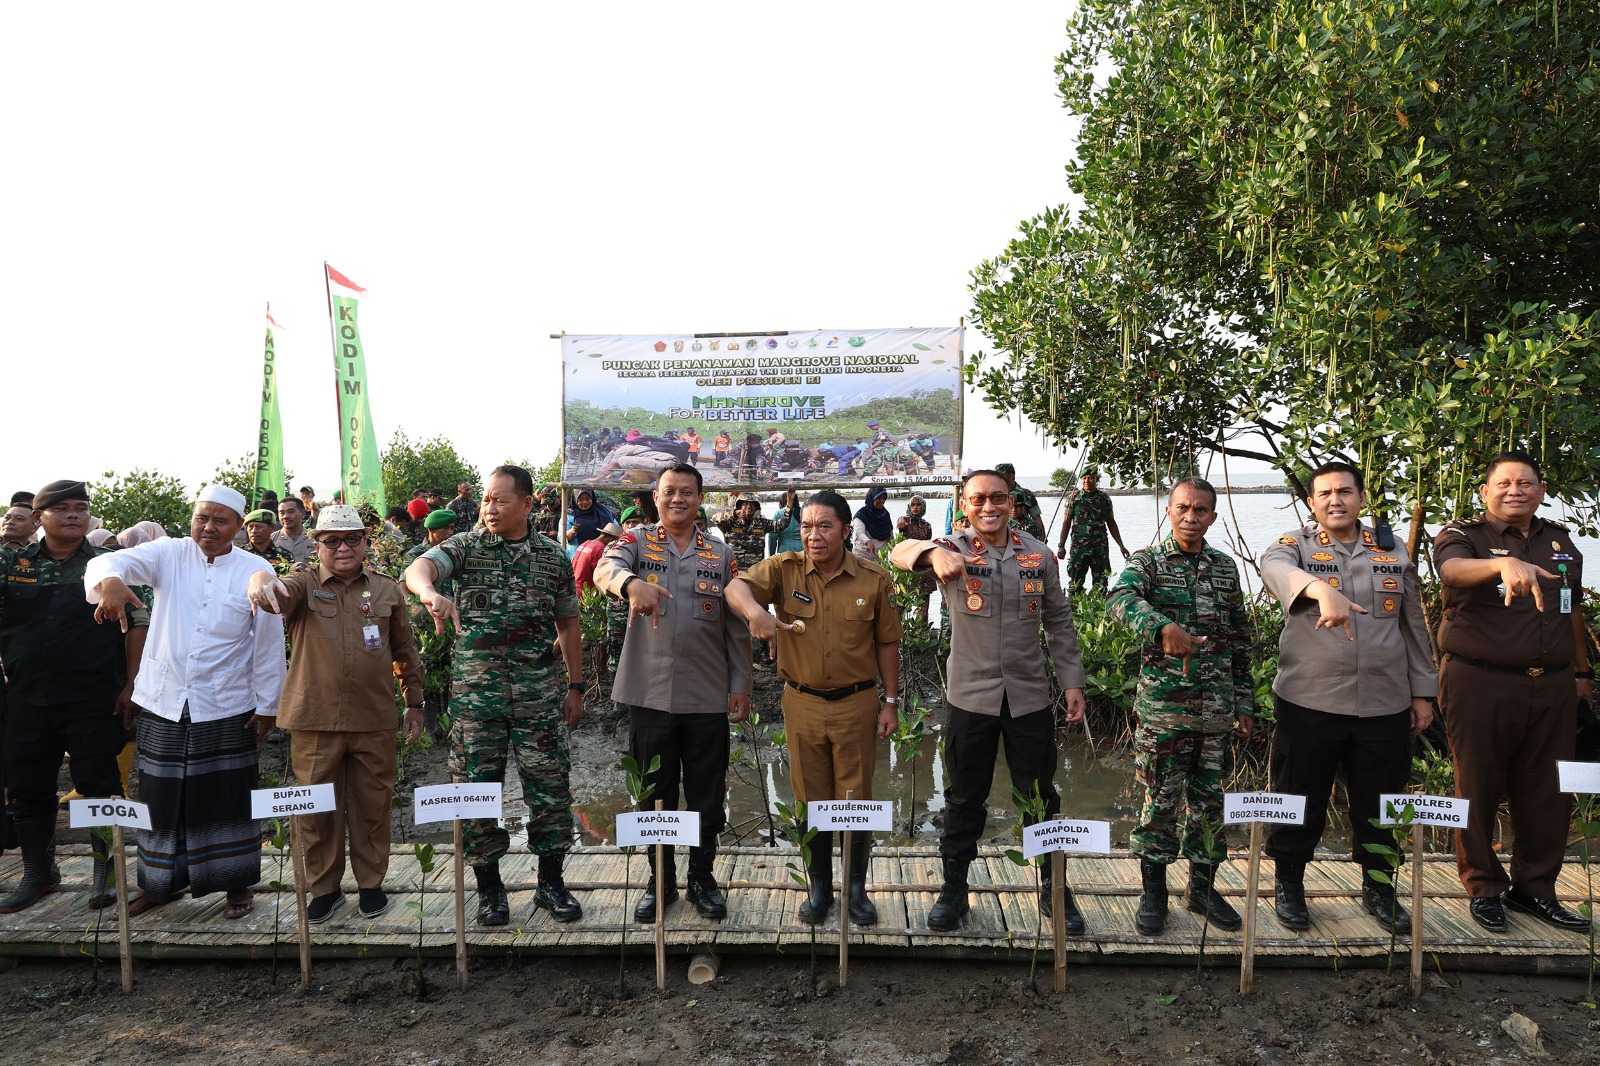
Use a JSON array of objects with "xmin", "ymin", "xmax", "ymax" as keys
[
  {"xmin": 1441, "ymin": 515, "xmax": 1485, "ymax": 535},
  {"xmin": 1540, "ymin": 517, "xmax": 1570, "ymax": 533}
]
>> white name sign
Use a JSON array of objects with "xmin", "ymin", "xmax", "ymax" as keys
[
  {"xmin": 1022, "ymin": 818, "xmax": 1112, "ymax": 859},
  {"xmin": 1224, "ymin": 792, "xmax": 1308, "ymax": 825},
  {"xmin": 251, "ymin": 783, "xmax": 337, "ymax": 819},
  {"xmin": 615, "ymin": 809, "xmax": 702, "ymax": 847},
  {"xmin": 413, "ymin": 782, "xmax": 504, "ymax": 824},
  {"xmin": 1378, "ymin": 793, "xmax": 1469, "ymax": 828},
  {"xmin": 807, "ymin": 799, "xmax": 892, "ymax": 831},
  {"xmin": 69, "ymin": 798, "xmax": 152, "ymax": 831},
  {"xmin": 1558, "ymin": 761, "xmax": 1600, "ymax": 794}
]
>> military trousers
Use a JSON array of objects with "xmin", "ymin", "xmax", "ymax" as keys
[
  {"xmin": 1131, "ymin": 724, "xmax": 1226, "ymax": 864},
  {"xmin": 1264, "ymin": 696, "xmax": 1409, "ymax": 875},
  {"xmin": 1442, "ymin": 658, "xmax": 1575, "ymax": 898},
  {"xmin": 625, "ymin": 704, "xmax": 729, "ymax": 852},
  {"xmin": 449, "ymin": 701, "xmax": 573, "ymax": 865},
  {"xmin": 5, "ymin": 696, "xmax": 126, "ymax": 820},
  {"xmin": 1066, "ymin": 544, "xmax": 1112, "ymax": 593},
  {"xmin": 940, "ymin": 697, "xmax": 1058, "ymax": 864}
]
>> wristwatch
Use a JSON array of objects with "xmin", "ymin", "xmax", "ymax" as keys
[
  {"xmin": 1577, "ymin": 670, "xmax": 1594, "ymax": 680},
  {"xmin": 568, "ymin": 682, "xmax": 588, "ymax": 694},
  {"xmin": 620, "ymin": 575, "xmax": 637, "ymax": 597},
  {"xmin": 882, "ymin": 695, "xmax": 900, "ymax": 706}
]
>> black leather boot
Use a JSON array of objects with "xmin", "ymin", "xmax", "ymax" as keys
[
  {"xmin": 1038, "ymin": 862, "xmax": 1085, "ymax": 934},
  {"xmin": 473, "ymin": 863, "xmax": 509, "ymax": 927},
  {"xmin": 798, "ymin": 830, "xmax": 833, "ymax": 924},
  {"xmin": 686, "ymin": 846, "xmax": 727, "ymax": 920},
  {"xmin": 1273, "ymin": 860, "xmax": 1309, "ymax": 930},
  {"xmin": 533, "ymin": 853, "xmax": 582, "ymax": 923},
  {"xmin": 1134, "ymin": 858, "xmax": 1168, "ymax": 936},
  {"xmin": 0, "ymin": 816, "xmax": 61, "ymax": 914},
  {"xmin": 1186, "ymin": 861, "xmax": 1242, "ymax": 931},
  {"xmin": 845, "ymin": 832, "xmax": 877, "ymax": 926},
  {"xmin": 926, "ymin": 858, "xmax": 970, "ymax": 932},
  {"xmin": 634, "ymin": 849, "xmax": 677, "ymax": 923}
]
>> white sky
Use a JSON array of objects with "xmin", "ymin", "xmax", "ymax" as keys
[{"xmin": 2, "ymin": 3, "xmax": 1100, "ymax": 498}]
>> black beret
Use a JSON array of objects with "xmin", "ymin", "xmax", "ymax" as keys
[{"xmin": 33, "ymin": 480, "xmax": 90, "ymax": 510}]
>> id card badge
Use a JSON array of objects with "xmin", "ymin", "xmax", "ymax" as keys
[
  {"xmin": 1561, "ymin": 587, "xmax": 1573, "ymax": 615},
  {"xmin": 362, "ymin": 624, "xmax": 382, "ymax": 650}
]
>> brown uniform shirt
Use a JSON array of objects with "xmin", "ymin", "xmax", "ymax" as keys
[
  {"xmin": 274, "ymin": 564, "xmax": 424, "ymax": 732},
  {"xmin": 593, "ymin": 522, "xmax": 752, "ymax": 713},
  {"xmin": 734, "ymin": 550, "xmax": 903, "ymax": 689},
  {"xmin": 1261, "ymin": 523, "xmax": 1437, "ymax": 716},
  {"xmin": 890, "ymin": 528, "xmax": 1086, "ymax": 716},
  {"xmin": 1435, "ymin": 514, "xmax": 1583, "ymax": 669}
]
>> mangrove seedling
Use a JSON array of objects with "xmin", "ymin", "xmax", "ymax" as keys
[
  {"xmin": 1003, "ymin": 782, "xmax": 1052, "ymax": 989},
  {"xmin": 1363, "ymin": 798, "xmax": 1416, "ymax": 976},
  {"xmin": 891, "ymin": 694, "xmax": 932, "ymax": 839},
  {"xmin": 264, "ymin": 817, "xmax": 292, "ymax": 983},
  {"xmin": 408, "ymin": 841, "xmax": 439, "ymax": 1000},
  {"xmin": 775, "ymin": 799, "xmax": 820, "ymax": 990}
]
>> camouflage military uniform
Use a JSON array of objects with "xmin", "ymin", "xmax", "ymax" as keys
[
  {"xmin": 1063, "ymin": 488, "xmax": 1116, "ymax": 592},
  {"xmin": 422, "ymin": 529, "xmax": 580, "ymax": 862},
  {"xmin": 1009, "ymin": 485, "xmax": 1047, "ymax": 540},
  {"xmin": 242, "ymin": 541, "xmax": 295, "ymax": 576},
  {"xmin": 861, "ymin": 444, "xmax": 915, "ymax": 476},
  {"xmin": 533, "ymin": 508, "xmax": 561, "ymax": 539},
  {"xmin": 1108, "ymin": 535, "xmax": 1253, "ymax": 864},
  {"xmin": 715, "ymin": 512, "xmax": 772, "ymax": 573}
]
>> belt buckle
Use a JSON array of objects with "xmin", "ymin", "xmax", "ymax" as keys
[{"xmin": 1527, "ymin": 667, "xmax": 1545, "ymax": 678}]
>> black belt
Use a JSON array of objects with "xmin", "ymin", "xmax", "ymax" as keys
[
  {"xmin": 1448, "ymin": 654, "xmax": 1568, "ymax": 678},
  {"xmin": 784, "ymin": 678, "xmax": 877, "ymax": 701}
]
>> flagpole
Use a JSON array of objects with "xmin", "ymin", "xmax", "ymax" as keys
[{"xmin": 323, "ymin": 264, "xmax": 341, "ymax": 502}]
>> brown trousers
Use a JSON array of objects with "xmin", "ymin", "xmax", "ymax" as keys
[
  {"xmin": 291, "ymin": 728, "xmax": 398, "ymax": 896},
  {"xmin": 781, "ymin": 687, "xmax": 879, "ymax": 807},
  {"xmin": 1441, "ymin": 659, "xmax": 1575, "ymax": 898}
]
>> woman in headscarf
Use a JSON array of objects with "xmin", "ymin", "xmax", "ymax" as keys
[
  {"xmin": 116, "ymin": 520, "xmax": 168, "ymax": 550},
  {"xmin": 851, "ymin": 486, "xmax": 894, "ymax": 560},
  {"xmin": 565, "ymin": 488, "xmax": 614, "ymax": 547},
  {"xmin": 896, "ymin": 494, "xmax": 937, "ymax": 621},
  {"xmin": 768, "ymin": 487, "xmax": 803, "ymax": 556}
]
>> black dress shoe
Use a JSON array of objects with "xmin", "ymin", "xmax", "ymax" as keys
[
  {"xmin": 357, "ymin": 887, "xmax": 389, "ymax": 919},
  {"xmin": 633, "ymin": 881, "xmax": 679, "ymax": 923},
  {"xmin": 685, "ymin": 873, "xmax": 727, "ymax": 920},
  {"xmin": 1469, "ymin": 896, "xmax": 1507, "ymax": 933},
  {"xmin": 1504, "ymin": 887, "xmax": 1591, "ymax": 932},
  {"xmin": 1273, "ymin": 880, "xmax": 1310, "ymax": 930},
  {"xmin": 1362, "ymin": 882, "xmax": 1411, "ymax": 934},
  {"xmin": 306, "ymin": 892, "xmax": 344, "ymax": 925}
]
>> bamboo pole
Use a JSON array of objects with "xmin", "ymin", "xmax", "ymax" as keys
[
  {"xmin": 113, "ymin": 824, "xmax": 132, "ymax": 992},
  {"xmin": 1410, "ymin": 823, "xmax": 1425, "ymax": 998},
  {"xmin": 291, "ymin": 816, "xmax": 312, "ymax": 989},
  {"xmin": 839, "ymin": 790, "xmax": 853, "ymax": 989},
  {"xmin": 454, "ymin": 820, "xmax": 468, "ymax": 992},
  {"xmin": 1240, "ymin": 821, "xmax": 1263, "ymax": 994},
  {"xmin": 1051, "ymin": 850, "xmax": 1067, "ymax": 993},
  {"xmin": 655, "ymin": 800, "xmax": 666, "ymax": 991}
]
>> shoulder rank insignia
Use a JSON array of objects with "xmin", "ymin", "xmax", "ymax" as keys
[
  {"xmin": 1361, "ymin": 528, "xmax": 1376, "ymax": 546},
  {"xmin": 1316, "ymin": 530, "xmax": 1331, "ymax": 546},
  {"xmin": 1277, "ymin": 535, "xmax": 1295, "ymax": 545}
]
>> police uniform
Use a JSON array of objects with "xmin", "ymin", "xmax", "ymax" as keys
[
  {"xmin": 594, "ymin": 522, "xmax": 751, "ymax": 915},
  {"xmin": 890, "ymin": 529, "xmax": 1085, "ymax": 863},
  {"xmin": 1109, "ymin": 534, "xmax": 1253, "ymax": 864},
  {"xmin": 1435, "ymin": 513, "xmax": 1583, "ymax": 903},
  {"xmin": 420, "ymin": 529, "xmax": 580, "ymax": 867},
  {"xmin": 1260, "ymin": 523, "xmax": 1437, "ymax": 886}
]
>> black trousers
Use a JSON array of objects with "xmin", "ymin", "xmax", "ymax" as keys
[
  {"xmin": 625, "ymin": 704, "xmax": 729, "ymax": 856},
  {"xmin": 1265, "ymin": 695, "xmax": 1410, "ymax": 874},
  {"xmin": 4, "ymin": 697, "xmax": 127, "ymax": 820},
  {"xmin": 940, "ymin": 697, "xmax": 1058, "ymax": 864}
]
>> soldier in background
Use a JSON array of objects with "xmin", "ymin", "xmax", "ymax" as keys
[
  {"xmin": 1108, "ymin": 477, "xmax": 1254, "ymax": 936},
  {"xmin": 716, "ymin": 496, "xmax": 773, "ymax": 662},
  {"xmin": 996, "ymin": 464, "xmax": 1046, "ymax": 540},
  {"xmin": 1056, "ymin": 467, "xmax": 1128, "ymax": 594},
  {"xmin": 533, "ymin": 487, "xmax": 562, "ymax": 539},
  {"xmin": 2, "ymin": 493, "xmax": 39, "ymax": 549},
  {"xmin": 405, "ymin": 465, "xmax": 586, "ymax": 927}
]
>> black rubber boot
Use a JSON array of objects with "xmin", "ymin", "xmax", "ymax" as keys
[
  {"xmin": 473, "ymin": 863, "xmax": 509, "ymax": 927},
  {"xmin": 1186, "ymin": 861, "xmax": 1242, "ymax": 931},
  {"xmin": 86, "ymin": 852, "xmax": 115, "ymax": 910},
  {"xmin": 1273, "ymin": 860, "xmax": 1309, "ymax": 930},
  {"xmin": 926, "ymin": 858, "xmax": 970, "ymax": 932},
  {"xmin": 634, "ymin": 849, "xmax": 677, "ymax": 923},
  {"xmin": 0, "ymin": 816, "xmax": 62, "ymax": 914},
  {"xmin": 686, "ymin": 846, "xmax": 727, "ymax": 920},
  {"xmin": 798, "ymin": 830, "xmax": 833, "ymax": 924},
  {"xmin": 533, "ymin": 853, "xmax": 582, "ymax": 923},
  {"xmin": 1038, "ymin": 862, "xmax": 1085, "ymax": 934},
  {"xmin": 1134, "ymin": 859, "xmax": 1168, "ymax": 936},
  {"xmin": 845, "ymin": 832, "xmax": 877, "ymax": 926}
]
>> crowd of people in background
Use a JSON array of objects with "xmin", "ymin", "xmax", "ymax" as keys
[{"xmin": 0, "ymin": 449, "xmax": 1592, "ymax": 950}]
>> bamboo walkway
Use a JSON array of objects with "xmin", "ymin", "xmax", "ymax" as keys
[{"xmin": 2, "ymin": 845, "xmax": 1596, "ymax": 974}]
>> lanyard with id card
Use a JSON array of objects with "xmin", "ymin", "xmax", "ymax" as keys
[
  {"xmin": 359, "ymin": 591, "xmax": 383, "ymax": 649},
  {"xmin": 1559, "ymin": 563, "xmax": 1573, "ymax": 614}
]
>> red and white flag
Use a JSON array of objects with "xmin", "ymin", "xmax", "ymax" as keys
[
  {"xmin": 265, "ymin": 309, "xmax": 287, "ymax": 331},
  {"xmin": 325, "ymin": 263, "xmax": 367, "ymax": 297}
]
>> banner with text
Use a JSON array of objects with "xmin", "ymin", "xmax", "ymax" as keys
[
  {"xmin": 254, "ymin": 319, "xmax": 285, "ymax": 509},
  {"xmin": 325, "ymin": 264, "xmax": 385, "ymax": 512},
  {"xmin": 561, "ymin": 327, "xmax": 963, "ymax": 490}
]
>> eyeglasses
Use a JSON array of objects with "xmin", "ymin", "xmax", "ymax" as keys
[
  {"xmin": 317, "ymin": 533, "xmax": 367, "ymax": 548},
  {"xmin": 963, "ymin": 493, "xmax": 1013, "ymax": 508}
]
